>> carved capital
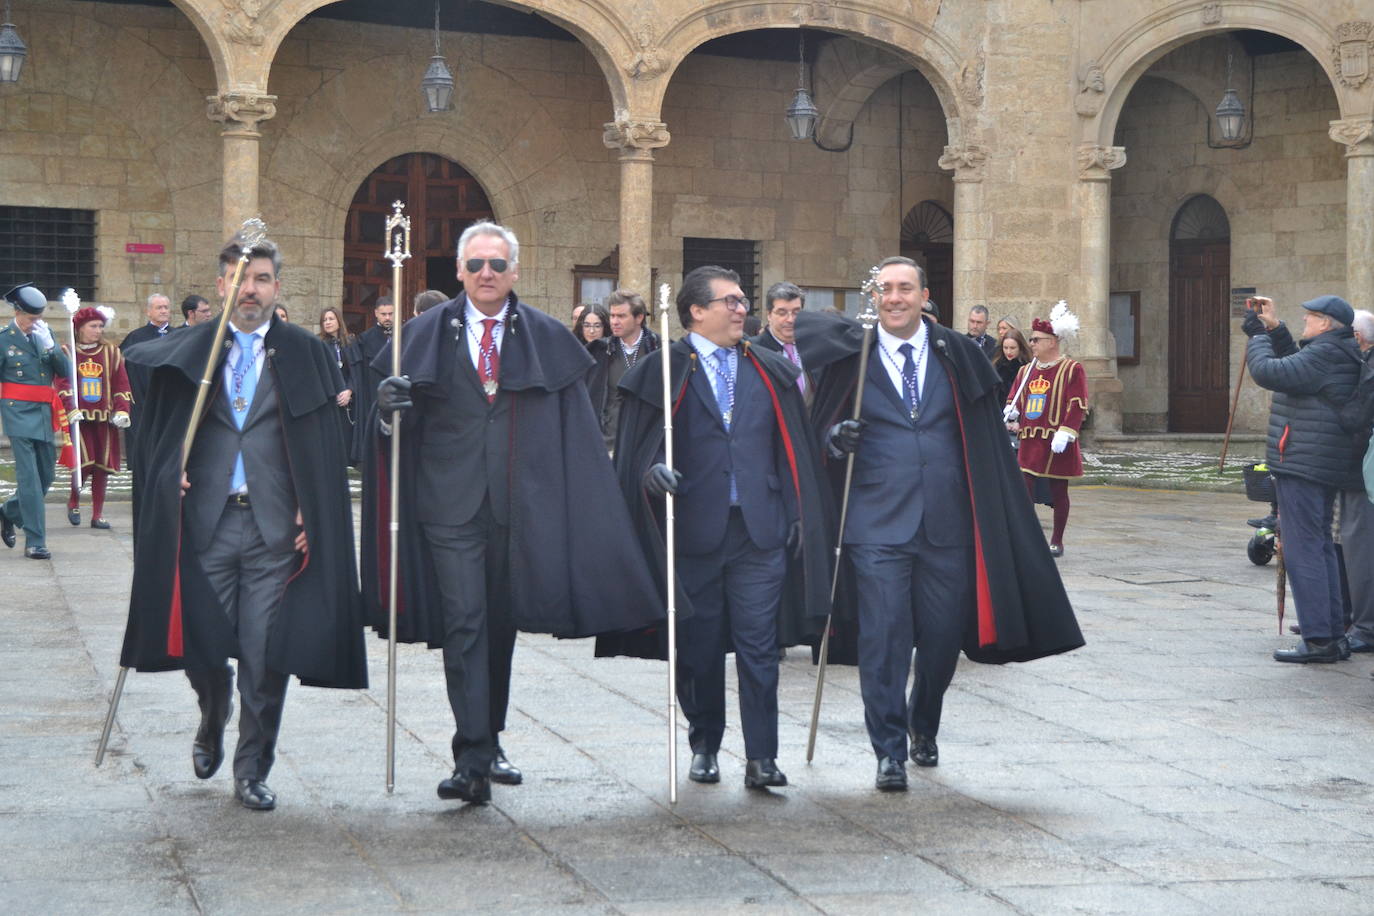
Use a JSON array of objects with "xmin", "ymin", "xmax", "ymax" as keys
[
  {"xmin": 1078, "ymin": 144, "xmax": 1127, "ymax": 180},
  {"xmin": 1330, "ymin": 117, "xmax": 1374, "ymax": 157},
  {"xmin": 206, "ymin": 93, "xmax": 278, "ymax": 138},
  {"xmin": 937, "ymin": 144, "xmax": 988, "ymax": 182},
  {"xmin": 603, "ymin": 119, "xmax": 671, "ymax": 160},
  {"xmin": 1333, "ymin": 21, "xmax": 1374, "ymax": 89}
]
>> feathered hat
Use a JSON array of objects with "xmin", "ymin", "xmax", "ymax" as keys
[{"xmin": 1031, "ymin": 300, "xmax": 1080, "ymax": 340}]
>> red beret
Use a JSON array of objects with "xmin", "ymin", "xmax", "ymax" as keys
[
  {"xmin": 72, "ymin": 307, "xmax": 107, "ymax": 329},
  {"xmin": 1031, "ymin": 317, "xmax": 1056, "ymax": 337}
]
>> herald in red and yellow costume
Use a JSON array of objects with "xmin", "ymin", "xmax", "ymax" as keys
[
  {"xmin": 1007, "ymin": 357, "xmax": 1088, "ymax": 479},
  {"xmin": 54, "ymin": 307, "xmax": 132, "ymax": 525}
]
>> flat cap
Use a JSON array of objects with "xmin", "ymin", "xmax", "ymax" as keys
[{"xmin": 1302, "ymin": 294, "xmax": 1355, "ymax": 327}]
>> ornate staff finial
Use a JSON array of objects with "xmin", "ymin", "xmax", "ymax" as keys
[
  {"xmin": 238, "ymin": 216, "xmax": 268, "ymax": 249},
  {"xmin": 858, "ymin": 263, "xmax": 881, "ymax": 330},
  {"xmin": 658, "ymin": 282, "xmax": 672, "ymax": 318},
  {"xmin": 385, "ymin": 201, "xmax": 411, "ymax": 268},
  {"xmin": 61, "ymin": 288, "xmax": 81, "ymax": 313}
]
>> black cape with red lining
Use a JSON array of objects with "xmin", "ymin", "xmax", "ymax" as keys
[
  {"xmin": 594, "ymin": 338, "xmax": 835, "ymax": 660},
  {"xmin": 360, "ymin": 294, "xmax": 664, "ymax": 643},
  {"xmin": 119, "ymin": 317, "xmax": 368, "ymax": 688},
  {"xmin": 797, "ymin": 309, "xmax": 1084, "ymax": 665}
]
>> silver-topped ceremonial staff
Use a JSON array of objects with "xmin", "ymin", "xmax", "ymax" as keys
[
  {"xmin": 805, "ymin": 265, "xmax": 882, "ymax": 763},
  {"xmin": 659, "ymin": 282, "xmax": 679, "ymax": 805},
  {"xmin": 96, "ymin": 217, "xmax": 269, "ymax": 767},
  {"xmin": 383, "ymin": 201, "xmax": 411, "ymax": 794},
  {"xmin": 61, "ymin": 289, "xmax": 83, "ymax": 497}
]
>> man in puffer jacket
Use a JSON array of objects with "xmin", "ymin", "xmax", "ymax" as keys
[{"xmin": 1246, "ymin": 294, "xmax": 1363, "ymax": 663}]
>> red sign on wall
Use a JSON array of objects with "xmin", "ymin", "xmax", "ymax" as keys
[{"xmin": 124, "ymin": 243, "xmax": 165, "ymax": 254}]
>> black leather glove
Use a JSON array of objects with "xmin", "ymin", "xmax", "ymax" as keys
[
  {"xmin": 785, "ymin": 519, "xmax": 803, "ymax": 559},
  {"xmin": 644, "ymin": 463, "xmax": 682, "ymax": 497},
  {"xmin": 1241, "ymin": 309, "xmax": 1267, "ymax": 338},
  {"xmin": 827, "ymin": 419, "xmax": 866, "ymax": 455},
  {"xmin": 377, "ymin": 376, "xmax": 413, "ymax": 415}
]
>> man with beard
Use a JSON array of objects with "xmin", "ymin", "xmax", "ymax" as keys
[
  {"xmin": 119, "ymin": 234, "xmax": 366, "ymax": 811},
  {"xmin": 363, "ymin": 220, "xmax": 663, "ymax": 804},
  {"xmin": 347, "ymin": 297, "xmax": 394, "ymax": 465},
  {"xmin": 599, "ymin": 266, "xmax": 832, "ymax": 789},
  {"xmin": 798, "ymin": 256, "xmax": 1082, "ymax": 790}
]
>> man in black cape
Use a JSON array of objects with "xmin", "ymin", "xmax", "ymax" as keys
[
  {"xmin": 595, "ymin": 266, "xmax": 833, "ymax": 789},
  {"xmin": 346, "ymin": 297, "xmax": 394, "ymax": 466},
  {"xmin": 796, "ymin": 257, "xmax": 1082, "ymax": 789},
  {"xmin": 120, "ymin": 235, "xmax": 367, "ymax": 811},
  {"xmin": 361, "ymin": 221, "xmax": 664, "ymax": 805}
]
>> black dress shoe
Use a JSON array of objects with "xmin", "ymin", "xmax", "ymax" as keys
[
  {"xmin": 67, "ymin": 506, "xmax": 80, "ymax": 526},
  {"xmin": 1338, "ymin": 637, "xmax": 1352, "ymax": 661},
  {"xmin": 1048, "ymin": 543, "xmax": 1064, "ymax": 558},
  {"xmin": 0, "ymin": 508, "xmax": 13, "ymax": 549},
  {"xmin": 1289, "ymin": 623, "xmax": 1302, "ymax": 635},
  {"xmin": 192, "ymin": 690, "xmax": 233, "ymax": 780},
  {"xmin": 489, "ymin": 747, "xmax": 522, "ymax": 785},
  {"xmin": 90, "ymin": 517, "xmax": 111, "ymax": 530},
  {"xmin": 1273, "ymin": 639, "xmax": 1342, "ymax": 663},
  {"xmin": 688, "ymin": 752, "xmax": 720, "ymax": 784},
  {"xmin": 24, "ymin": 546, "xmax": 50, "ymax": 560},
  {"xmin": 875, "ymin": 756, "xmax": 907, "ymax": 791},
  {"xmin": 743, "ymin": 758, "xmax": 787, "ymax": 789},
  {"xmin": 233, "ymin": 778, "xmax": 276, "ymax": 811},
  {"xmin": 1247, "ymin": 514, "xmax": 1277, "ymax": 530},
  {"xmin": 912, "ymin": 735, "xmax": 939, "ymax": 768},
  {"xmin": 437, "ymin": 770, "xmax": 491, "ymax": 803},
  {"xmin": 1348, "ymin": 636, "xmax": 1374, "ymax": 654}
]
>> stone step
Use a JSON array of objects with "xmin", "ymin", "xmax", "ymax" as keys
[{"xmin": 1086, "ymin": 432, "xmax": 1265, "ymax": 457}]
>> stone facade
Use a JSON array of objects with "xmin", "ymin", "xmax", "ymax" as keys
[{"xmin": 3, "ymin": 0, "xmax": 1374, "ymax": 434}]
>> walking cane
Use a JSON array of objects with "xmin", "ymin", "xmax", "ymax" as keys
[
  {"xmin": 61, "ymin": 290, "xmax": 83, "ymax": 498},
  {"xmin": 806, "ymin": 267, "xmax": 882, "ymax": 763},
  {"xmin": 95, "ymin": 217, "xmax": 268, "ymax": 767},
  {"xmin": 383, "ymin": 202, "xmax": 411, "ymax": 794},
  {"xmin": 658, "ymin": 283, "xmax": 679, "ymax": 805},
  {"xmin": 1276, "ymin": 536, "xmax": 1287, "ymax": 635},
  {"xmin": 1218, "ymin": 359, "xmax": 1247, "ymax": 473}
]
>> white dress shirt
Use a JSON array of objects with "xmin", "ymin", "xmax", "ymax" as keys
[
  {"xmin": 875, "ymin": 319, "xmax": 929, "ymax": 402},
  {"xmin": 464, "ymin": 300, "xmax": 508, "ymax": 370}
]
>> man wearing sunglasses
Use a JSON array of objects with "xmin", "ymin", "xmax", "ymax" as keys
[
  {"xmin": 364, "ymin": 220, "xmax": 663, "ymax": 805},
  {"xmin": 599, "ymin": 265, "xmax": 833, "ymax": 791}
]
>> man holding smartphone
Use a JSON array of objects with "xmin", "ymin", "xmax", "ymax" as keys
[{"xmin": 1244, "ymin": 294, "xmax": 1364, "ymax": 662}]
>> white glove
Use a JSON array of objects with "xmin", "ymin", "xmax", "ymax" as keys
[
  {"xmin": 1051, "ymin": 429, "xmax": 1074, "ymax": 454},
  {"xmin": 1002, "ymin": 404, "xmax": 1019, "ymax": 423},
  {"xmin": 111, "ymin": 412, "xmax": 131, "ymax": 429},
  {"xmin": 30, "ymin": 320, "xmax": 55, "ymax": 351}
]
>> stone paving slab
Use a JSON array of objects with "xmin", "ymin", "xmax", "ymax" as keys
[{"xmin": 3, "ymin": 486, "xmax": 1374, "ymax": 914}]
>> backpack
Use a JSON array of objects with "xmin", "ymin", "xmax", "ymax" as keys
[{"xmin": 1325, "ymin": 348, "xmax": 1374, "ymax": 456}]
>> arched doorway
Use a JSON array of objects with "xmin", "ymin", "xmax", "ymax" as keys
[
  {"xmin": 1168, "ymin": 194, "xmax": 1231, "ymax": 432},
  {"xmin": 901, "ymin": 201, "xmax": 954, "ymax": 326},
  {"xmin": 342, "ymin": 153, "xmax": 494, "ymax": 333}
]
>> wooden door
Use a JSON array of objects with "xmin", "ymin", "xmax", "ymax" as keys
[
  {"xmin": 342, "ymin": 153, "xmax": 494, "ymax": 334},
  {"xmin": 1168, "ymin": 240, "xmax": 1231, "ymax": 431}
]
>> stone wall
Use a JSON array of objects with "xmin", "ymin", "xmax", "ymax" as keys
[{"xmin": 1111, "ymin": 43, "xmax": 1344, "ymax": 432}]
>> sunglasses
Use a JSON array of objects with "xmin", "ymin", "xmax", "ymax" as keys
[{"xmin": 463, "ymin": 258, "xmax": 510, "ymax": 274}]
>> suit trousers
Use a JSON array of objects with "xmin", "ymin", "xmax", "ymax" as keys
[
  {"xmin": 1276, "ymin": 476, "xmax": 1343, "ymax": 641},
  {"xmin": 2, "ymin": 435, "xmax": 55, "ymax": 549},
  {"xmin": 190, "ymin": 500, "xmax": 295, "ymax": 781},
  {"xmin": 422, "ymin": 500, "xmax": 510, "ymax": 776},
  {"xmin": 1341, "ymin": 487, "xmax": 1374, "ymax": 642},
  {"xmin": 849, "ymin": 524, "xmax": 970, "ymax": 761},
  {"xmin": 677, "ymin": 508, "xmax": 785, "ymax": 760}
]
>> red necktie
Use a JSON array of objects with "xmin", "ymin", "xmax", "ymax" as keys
[{"xmin": 478, "ymin": 318, "xmax": 500, "ymax": 402}]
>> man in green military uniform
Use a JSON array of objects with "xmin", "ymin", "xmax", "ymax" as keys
[{"xmin": 1, "ymin": 283, "xmax": 72, "ymax": 559}]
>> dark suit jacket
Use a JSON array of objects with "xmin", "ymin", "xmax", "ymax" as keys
[
  {"xmin": 674, "ymin": 345, "xmax": 789, "ymax": 555},
  {"xmin": 120, "ymin": 322, "xmax": 172, "ymax": 351},
  {"xmin": 968, "ymin": 333, "xmax": 999, "ymax": 361},
  {"xmin": 844, "ymin": 338, "xmax": 971, "ymax": 547}
]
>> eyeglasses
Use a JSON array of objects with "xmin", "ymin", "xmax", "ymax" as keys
[
  {"xmin": 707, "ymin": 295, "xmax": 750, "ymax": 311},
  {"xmin": 1028, "ymin": 336, "xmax": 1052, "ymax": 343},
  {"xmin": 463, "ymin": 258, "xmax": 509, "ymax": 274}
]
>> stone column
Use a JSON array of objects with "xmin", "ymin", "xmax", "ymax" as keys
[
  {"xmin": 206, "ymin": 92, "xmax": 278, "ymax": 240},
  {"xmin": 603, "ymin": 118, "xmax": 670, "ymax": 295},
  {"xmin": 1330, "ymin": 118, "xmax": 1374, "ymax": 309},
  {"xmin": 1075, "ymin": 143, "xmax": 1127, "ymax": 435},
  {"xmin": 937, "ymin": 145, "xmax": 988, "ymax": 313}
]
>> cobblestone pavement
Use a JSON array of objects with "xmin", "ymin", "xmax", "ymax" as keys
[{"xmin": 4, "ymin": 487, "xmax": 1374, "ymax": 915}]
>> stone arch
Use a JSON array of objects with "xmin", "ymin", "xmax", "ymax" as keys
[
  {"xmin": 1087, "ymin": 1, "xmax": 1353, "ymax": 148},
  {"xmin": 251, "ymin": 0, "xmax": 633, "ymax": 110},
  {"xmin": 139, "ymin": 0, "xmax": 232, "ymax": 90},
  {"xmin": 644, "ymin": 2, "xmax": 968, "ymax": 138}
]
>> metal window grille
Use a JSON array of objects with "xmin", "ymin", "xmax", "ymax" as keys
[
  {"xmin": 0, "ymin": 206, "xmax": 97, "ymax": 303},
  {"xmin": 682, "ymin": 237, "xmax": 760, "ymax": 309}
]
